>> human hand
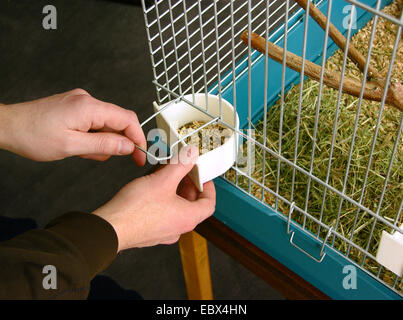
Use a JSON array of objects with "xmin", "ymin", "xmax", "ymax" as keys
[
  {"xmin": 0, "ymin": 89, "xmax": 146, "ymax": 164},
  {"xmin": 93, "ymin": 146, "xmax": 216, "ymax": 251}
]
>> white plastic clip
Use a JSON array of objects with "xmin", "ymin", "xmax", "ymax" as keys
[{"xmin": 376, "ymin": 224, "xmax": 403, "ymax": 277}]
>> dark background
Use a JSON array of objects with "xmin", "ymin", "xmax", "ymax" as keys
[{"xmin": 0, "ymin": 0, "xmax": 283, "ymax": 299}]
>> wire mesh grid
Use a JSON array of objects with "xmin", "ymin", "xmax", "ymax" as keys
[{"xmin": 141, "ymin": 0, "xmax": 403, "ymax": 296}]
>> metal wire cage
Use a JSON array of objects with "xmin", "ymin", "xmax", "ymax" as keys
[{"xmin": 141, "ymin": 0, "xmax": 403, "ymax": 298}]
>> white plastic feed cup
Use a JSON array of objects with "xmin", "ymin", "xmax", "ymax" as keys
[{"xmin": 153, "ymin": 94, "xmax": 239, "ymax": 192}]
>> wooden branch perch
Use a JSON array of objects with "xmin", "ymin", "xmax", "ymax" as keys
[
  {"xmin": 294, "ymin": 0, "xmax": 381, "ymax": 80},
  {"xmin": 240, "ymin": 31, "xmax": 403, "ymax": 112}
]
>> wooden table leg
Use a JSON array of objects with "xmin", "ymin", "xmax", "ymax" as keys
[{"xmin": 178, "ymin": 231, "xmax": 213, "ymax": 300}]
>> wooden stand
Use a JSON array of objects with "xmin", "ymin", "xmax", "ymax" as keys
[{"xmin": 178, "ymin": 231, "xmax": 213, "ymax": 300}]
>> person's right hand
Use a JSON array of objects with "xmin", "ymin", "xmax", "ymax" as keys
[
  {"xmin": 0, "ymin": 89, "xmax": 146, "ymax": 164},
  {"xmin": 93, "ymin": 146, "xmax": 216, "ymax": 251}
]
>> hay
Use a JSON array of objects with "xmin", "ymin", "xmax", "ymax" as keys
[
  {"xmin": 178, "ymin": 121, "xmax": 232, "ymax": 155},
  {"xmin": 227, "ymin": 0, "xmax": 402, "ymax": 291}
]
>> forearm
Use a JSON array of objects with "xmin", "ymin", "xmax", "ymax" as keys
[
  {"xmin": 0, "ymin": 103, "xmax": 17, "ymax": 153},
  {"xmin": 0, "ymin": 212, "xmax": 118, "ymax": 299},
  {"xmin": 0, "ymin": 103, "xmax": 8, "ymax": 149}
]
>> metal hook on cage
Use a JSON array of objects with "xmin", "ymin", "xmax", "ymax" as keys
[
  {"xmin": 287, "ymin": 202, "xmax": 333, "ymax": 263},
  {"xmin": 132, "ymin": 96, "xmax": 182, "ymax": 162},
  {"xmin": 286, "ymin": 202, "xmax": 296, "ymax": 235}
]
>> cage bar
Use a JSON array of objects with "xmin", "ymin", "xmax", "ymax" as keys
[{"xmin": 141, "ymin": 0, "xmax": 403, "ymax": 298}]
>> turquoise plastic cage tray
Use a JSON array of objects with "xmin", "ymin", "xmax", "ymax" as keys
[{"xmin": 209, "ymin": 0, "xmax": 402, "ymax": 299}]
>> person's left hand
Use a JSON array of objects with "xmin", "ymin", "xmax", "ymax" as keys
[
  {"xmin": 0, "ymin": 89, "xmax": 147, "ymax": 164},
  {"xmin": 93, "ymin": 145, "xmax": 216, "ymax": 250}
]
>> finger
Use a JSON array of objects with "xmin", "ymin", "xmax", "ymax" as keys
[
  {"xmin": 86, "ymin": 127, "xmax": 140, "ymax": 161},
  {"xmin": 153, "ymin": 164, "xmax": 166, "ymax": 173},
  {"xmin": 198, "ymin": 180, "xmax": 216, "ymax": 201},
  {"xmin": 160, "ymin": 236, "xmax": 180, "ymax": 245},
  {"xmin": 192, "ymin": 180, "xmax": 216, "ymax": 224},
  {"xmin": 84, "ymin": 101, "xmax": 147, "ymax": 166},
  {"xmin": 177, "ymin": 175, "xmax": 198, "ymax": 201},
  {"xmin": 68, "ymin": 131, "xmax": 135, "ymax": 156},
  {"xmin": 65, "ymin": 88, "xmax": 91, "ymax": 98},
  {"xmin": 79, "ymin": 154, "xmax": 111, "ymax": 161},
  {"xmin": 89, "ymin": 126, "xmax": 120, "ymax": 134},
  {"xmin": 132, "ymin": 144, "xmax": 147, "ymax": 167},
  {"xmin": 153, "ymin": 145, "xmax": 199, "ymax": 189}
]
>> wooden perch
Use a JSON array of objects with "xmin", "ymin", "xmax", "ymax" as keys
[
  {"xmin": 240, "ymin": 31, "xmax": 403, "ymax": 112},
  {"xmin": 294, "ymin": 0, "xmax": 381, "ymax": 80}
]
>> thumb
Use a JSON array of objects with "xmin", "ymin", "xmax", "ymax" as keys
[
  {"xmin": 153, "ymin": 145, "xmax": 199, "ymax": 187},
  {"xmin": 68, "ymin": 131, "xmax": 135, "ymax": 156}
]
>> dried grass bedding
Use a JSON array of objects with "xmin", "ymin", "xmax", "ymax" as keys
[
  {"xmin": 226, "ymin": 0, "xmax": 402, "ymax": 290},
  {"xmin": 178, "ymin": 121, "xmax": 232, "ymax": 154}
]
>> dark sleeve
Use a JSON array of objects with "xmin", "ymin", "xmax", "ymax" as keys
[{"xmin": 0, "ymin": 212, "xmax": 118, "ymax": 300}]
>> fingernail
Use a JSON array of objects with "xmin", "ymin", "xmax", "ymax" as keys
[
  {"xmin": 119, "ymin": 140, "xmax": 134, "ymax": 155},
  {"xmin": 186, "ymin": 145, "xmax": 199, "ymax": 164},
  {"xmin": 178, "ymin": 145, "xmax": 199, "ymax": 165}
]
